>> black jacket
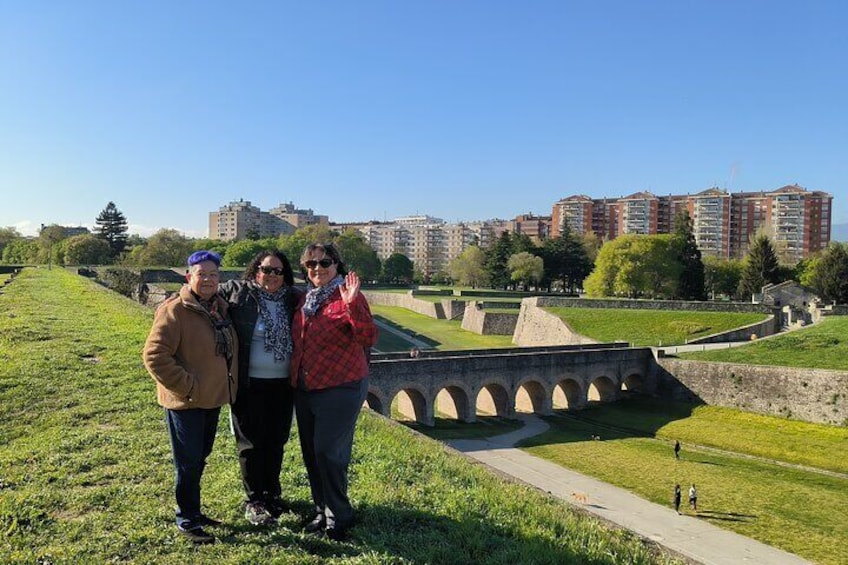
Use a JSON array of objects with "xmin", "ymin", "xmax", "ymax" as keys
[{"xmin": 218, "ymin": 280, "xmax": 302, "ymax": 393}]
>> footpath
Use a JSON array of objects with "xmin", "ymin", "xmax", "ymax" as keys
[{"xmin": 446, "ymin": 415, "xmax": 812, "ymax": 565}]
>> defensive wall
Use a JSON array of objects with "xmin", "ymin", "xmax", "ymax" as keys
[
  {"xmin": 460, "ymin": 301, "xmax": 519, "ymax": 335},
  {"xmin": 366, "ymin": 344, "xmax": 651, "ymax": 426},
  {"xmin": 656, "ymin": 357, "xmax": 848, "ymax": 426}
]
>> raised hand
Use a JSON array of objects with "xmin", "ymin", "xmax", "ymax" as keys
[{"xmin": 340, "ymin": 271, "xmax": 361, "ymax": 304}]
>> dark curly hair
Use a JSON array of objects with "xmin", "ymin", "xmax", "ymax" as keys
[
  {"xmin": 299, "ymin": 242, "xmax": 348, "ymax": 279},
  {"xmin": 242, "ymin": 250, "xmax": 294, "ymax": 287}
]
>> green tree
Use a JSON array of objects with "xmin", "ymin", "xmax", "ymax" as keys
[
  {"xmin": 485, "ymin": 232, "xmax": 514, "ymax": 289},
  {"xmin": 673, "ymin": 211, "xmax": 706, "ymax": 300},
  {"xmin": 703, "ymin": 255, "xmax": 744, "ymax": 300},
  {"xmin": 223, "ymin": 239, "xmax": 268, "ymax": 268},
  {"xmin": 0, "ymin": 227, "xmax": 22, "ymax": 258},
  {"xmin": 807, "ymin": 243, "xmax": 848, "ymax": 304},
  {"xmin": 94, "ymin": 201, "xmax": 129, "ymax": 258},
  {"xmin": 540, "ymin": 224, "xmax": 592, "ymax": 293},
  {"xmin": 279, "ymin": 225, "xmax": 336, "ymax": 263},
  {"xmin": 126, "ymin": 228, "xmax": 193, "ymax": 267},
  {"xmin": 335, "ymin": 229, "xmax": 380, "ymax": 281},
  {"xmin": 584, "ymin": 234, "xmax": 681, "ymax": 298},
  {"xmin": 63, "ymin": 234, "xmax": 112, "ymax": 265},
  {"xmin": 382, "ymin": 253, "xmax": 414, "ymax": 284},
  {"xmin": 1, "ymin": 238, "xmax": 38, "ymax": 264},
  {"xmin": 38, "ymin": 224, "xmax": 67, "ymax": 267},
  {"xmin": 507, "ymin": 251, "xmax": 544, "ymax": 291},
  {"xmin": 449, "ymin": 245, "xmax": 486, "ymax": 287},
  {"xmin": 739, "ymin": 232, "xmax": 780, "ymax": 299}
]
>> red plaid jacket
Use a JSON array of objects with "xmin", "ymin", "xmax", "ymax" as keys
[{"xmin": 290, "ymin": 289, "xmax": 378, "ymax": 391}]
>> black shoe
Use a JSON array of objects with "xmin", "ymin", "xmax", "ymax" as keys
[
  {"xmin": 197, "ymin": 514, "xmax": 222, "ymax": 527},
  {"xmin": 265, "ymin": 496, "xmax": 288, "ymax": 519},
  {"xmin": 178, "ymin": 526, "xmax": 215, "ymax": 544},
  {"xmin": 325, "ymin": 524, "xmax": 348, "ymax": 542},
  {"xmin": 304, "ymin": 512, "xmax": 326, "ymax": 534}
]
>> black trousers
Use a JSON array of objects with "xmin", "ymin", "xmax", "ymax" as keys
[
  {"xmin": 294, "ymin": 378, "xmax": 368, "ymax": 527},
  {"xmin": 231, "ymin": 377, "xmax": 294, "ymax": 502}
]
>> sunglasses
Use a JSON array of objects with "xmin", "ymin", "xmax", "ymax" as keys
[
  {"xmin": 258, "ymin": 266, "xmax": 285, "ymax": 275},
  {"xmin": 304, "ymin": 258, "xmax": 335, "ymax": 269}
]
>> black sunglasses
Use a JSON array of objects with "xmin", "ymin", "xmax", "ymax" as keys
[
  {"xmin": 304, "ymin": 258, "xmax": 335, "ymax": 269},
  {"xmin": 258, "ymin": 266, "xmax": 285, "ymax": 275}
]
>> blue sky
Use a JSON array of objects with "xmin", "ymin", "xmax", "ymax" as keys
[{"xmin": 2, "ymin": 1, "xmax": 846, "ymax": 237}]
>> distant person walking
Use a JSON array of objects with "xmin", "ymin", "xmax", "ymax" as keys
[
  {"xmin": 674, "ymin": 440, "xmax": 681, "ymax": 460},
  {"xmin": 688, "ymin": 484, "xmax": 698, "ymax": 512},
  {"xmin": 673, "ymin": 484, "xmax": 682, "ymax": 514}
]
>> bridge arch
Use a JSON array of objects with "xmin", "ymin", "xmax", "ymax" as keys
[
  {"xmin": 553, "ymin": 377, "xmax": 583, "ymax": 410},
  {"xmin": 474, "ymin": 381, "xmax": 512, "ymax": 418},
  {"xmin": 588, "ymin": 375, "xmax": 617, "ymax": 403},
  {"xmin": 365, "ymin": 387, "xmax": 387, "ymax": 416},
  {"xmin": 435, "ymin": 383, "xmax": 474, "ymax": 422},
  {"xmin": 391, "ymin": 386, "xmax": 431, "ymax": 425},
  {"xmin": 622, "ymin": 372, "xmax": 646, "ymax": 393},
  {"xmin": 515, "ymin": 378, "xmax": 552, "ymax": 415}
]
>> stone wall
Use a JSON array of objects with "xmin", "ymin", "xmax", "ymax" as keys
[
  {"xmin": 512, "ymin": 299, "xmax": 599, "ymax": 346},
  {"xmin": 460, "ymin": 301, "xmax": 518, "ymax": 335},
  {"xmin": 363, "ymin": 291, "xmax": 445, "ymax": 318},
  {"xmin": 686, "ymin": 316, "xmax": 778, "ymax": 344},
  {"xmin": 656, "ymin": 358, "xmax": 848, "ymax": 426}
]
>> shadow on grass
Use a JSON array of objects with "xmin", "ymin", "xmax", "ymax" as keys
[
  {"xmin": 403, "ymin": 415, "xmax": 524, "ymax": 441},
  {"xmin": 695, "ymin": 509, "xmax": 757, "ymax": 523},
  {"xmin": 372, "ymin": 315, "xmax": 441, "ymax": 348}
]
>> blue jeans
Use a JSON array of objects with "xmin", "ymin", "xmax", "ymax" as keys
[{"xmin": 165, "ymin": 407, "xmax": 221, "ymax": 530}]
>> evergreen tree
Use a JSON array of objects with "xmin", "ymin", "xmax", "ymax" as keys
[
  {"xmin": 484, "ymin": 232, "xmax": 514, "ymax": 289},
  {"xmin": 739, "ymin": 232, "xmax": 780, "ymax": 299},
  {"xmin": 540, "ymin": 223, "xmax": 592, "ymax": 293},
  {"xmin": 673, "ymin": 211, "xmax": 706, "ymax": 300},
  {"xmin": 808, "ymin": 243, "xmax": 848, "ymax": 304},
  {"xmin": 94, "ymin": 201, "xmax": 129, "ymax": 258}
]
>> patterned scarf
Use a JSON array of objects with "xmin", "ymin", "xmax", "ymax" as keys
[
  {"xmin": 302, "ymin": 275, "xmax": 344, "ymax": 319},
  {"xmin": 197, "ymin": 295, "xmax": 234, "ymax": 362},
  {"xmin": 252, "ymin": 284, "xmax": 292, "ymax": 361}
]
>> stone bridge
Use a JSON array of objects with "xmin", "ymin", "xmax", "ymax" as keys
[{"xmin": 365, "ymin": 344, "xmax": 655, "ymax": 426}]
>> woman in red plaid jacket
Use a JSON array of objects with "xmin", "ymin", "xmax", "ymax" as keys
[{"xmin": 290, "ymin": 242, "xmax": 378, "ymax": 542}]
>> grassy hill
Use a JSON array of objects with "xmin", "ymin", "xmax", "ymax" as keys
[
  {"xmin": 0, "ymin": 269, "xmax": 678, "ymax": 564},
  {"xmin": 680, "ymin": 314, "xmax": 848, "ymax": 370},
  {"xmin": 544, "ymin": 307, "xmax": 768, "ymax": 346}
]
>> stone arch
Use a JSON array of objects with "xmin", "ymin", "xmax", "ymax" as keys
[
  {"xmin": 622, "ymin": 372, "xmax": 645, "ymax": 393},
  {"xmin": 391, "ymin": 386, "xmax": 430, "ymax": 425},
  {"xmin": 553, "ymin": 378, "xmax": 583, "ymax": 410},
  {"xmin": 515, "ymin": 379, "xmax": 551, "ymax": 415},
  {"xmin": 588, "ymin": 375, "xmax": 617, "ymax": 403},
  {"xmin": 435, "ymin": 384, "xmax": 474, "ymax": 422},
  {"xmin": 364, "ymin": 388, "xmax": 387, "ymax": 416},
  {"xmin": 475, "ymin": 382, "xmax": 512, "ymax": 418}
]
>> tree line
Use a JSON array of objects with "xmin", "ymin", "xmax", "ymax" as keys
[{"xmin": 2, "ymin": 202, "xmax": 847, "ymax": 304}]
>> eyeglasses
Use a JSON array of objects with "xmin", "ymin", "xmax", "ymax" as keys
[
  {"xmin": 303, "ymin": 258, "xmax": 335, "ymax": 269},
  {"xmin": 259, "ymin": 266, "xmax": 285, "ymax": 275}
]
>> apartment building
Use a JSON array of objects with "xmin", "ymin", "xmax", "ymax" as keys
[
  {"xmin": 209, "ymin": 199, "xmax": 328, "ymax": 241},
  {"xmin": 551, "ymin": 184, "xmax": 831, "ymax": 261}
]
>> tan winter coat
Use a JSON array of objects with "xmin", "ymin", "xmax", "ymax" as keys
[{"xmin": 142, "ymin": 285, "xmax": 238, "ymax": 410}]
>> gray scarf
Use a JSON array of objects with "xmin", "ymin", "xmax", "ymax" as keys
[
  {"xmin": 252, "ymin": 284, "xmax": 292, "ymax": 361},
  {"xmin": 302, "ymin": 275, "xmax": 344, "ymax": 318}
]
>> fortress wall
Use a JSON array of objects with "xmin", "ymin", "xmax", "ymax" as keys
[
  {"xmin": 534, "ymin": 296, "xmax": 774, "ymax": 314},
  {"xmin": 512, "ymin": 298, "xmax": 599, "ymax": 346},
  {"xmin": 460, "ymin": 301, "xmax": 518, "ymax": 335},
  {"xmin": 656, "ymin": 358, "xmax": 848, "ymax": 426},
  {"xmin": 363, "ymin": 291, "xmax": 445, "ymax": 318},
  {"xmin": 686, "ymin": 316, "xmax": 779, "ymax": 343}
]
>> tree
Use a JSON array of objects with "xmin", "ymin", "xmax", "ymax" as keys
[
  {"xmin": 279, "ymin": 225, "xmax": 336, "ymax": 264},
  {"xmin": 703, "ymin": 256, "xmax": 744, "ymax": 300},
  {"xmin": 38, "ymin": 224, "xmax": 67, "ymax": 266},
  {"xmin": 223, "ymin": 239, "xmax": 268, "ymax": 268},
  {"xmin": 94, "ymin": 201, "xmax": 129, "ymax": 258},
  {"xmin": 672, "ymin": 211, "xmax": 706, "ymax": 300},
  {"xmin": 0, "ymin": 227, "xmax": 22, "ymax": 258},
  {"xmin": 484, "ymin": 232, "xmax": 514, "ymax": 289},
  {"xmin": 540, "ymin": 224, "xmax": 592, "ymax": 293},
  {"xmin": 382, "ymin": 253, "xmax": 414, "ymax": 284},
  {"xmin": 335, "ymin": 229, "xmax": 381, "ymax": 281},
  {"xmin": 126, "ymin": 228, "xmax": 193, "ymax": 267},
  {"xmin": 584, "ymin": 234, "xmax": 682, "ymax": 298},
  {"xmin": 507, "ymin": 252, "xmax": 544, "ymax": 290},
  {"xmin": 449, "ymin": 245, "xmax": 486, "ymax": 287},
  {"xmin": 807, "ymin": 243, "xmax": 848, "ymax": 304},
  {"xmin": 63, "ymin": 234, "xmax": 112, "ymax": 265},
  {"xmin": 739, "ymin": 232, "xmax": 780, "ymax": 299},
  {"xmin": 1, "ymin": 238, "xmax": 38, "ymax": 264}
]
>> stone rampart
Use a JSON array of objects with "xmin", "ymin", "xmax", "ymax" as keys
[
  {"xmin": 512, "ymin": 299, "xmax": 599, "ymax": 346},
  {"xmin": 685, "ymin": 316, "xmax": 778, "ymax": 344},
  {"xmin": 363, "ymin": 291, "xmax": 445, "ymax": 318},
  {"xmin": 656, "ymin": 358, "xmax": 848, "ymax": 426},
  {"xmin": 441, "ymin": 300, "xmax": 466, "ymax": 320},
  {"xmin": 460, "ymin": 301, "xmax": 518, "ymax": 335},
  {"xmin": 534, "ymin": 296, "xmax": 775, "ymax": 314}
]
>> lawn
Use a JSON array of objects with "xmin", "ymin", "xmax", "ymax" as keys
[
  {"xmin": 680, "ymin": 314, "xmax": 848, "ymax": 371},
  {"xmin": 370, "ymin": 304, "xmax": 515, "ymax": 350},
  {"xmin": 544, "ymin": 307, "xmax": 768, "ymax": 346},
  {"xmin": 0, "ymin": 268, "xmax": 678, "ymax": 565},
  {"xmin": 519, "ymin": 399, "xmax": 848, "ymax": 565}
]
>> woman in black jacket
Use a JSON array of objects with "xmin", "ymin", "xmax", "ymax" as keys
[{"xmin": 219, "ymin": 249, "xmax": 301, "ymax": 526}]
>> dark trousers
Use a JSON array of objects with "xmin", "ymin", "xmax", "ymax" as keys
[
  {"xmin": 165, "ymin": 407, "xmax": 221, "ymax": 530},
  {"xmin": 294, "ymin": 378, "xmax": 367, "ymax": 527},
  {"xmin": 231, "ymin": 377, "xmax": 294, "ymax": 502}
]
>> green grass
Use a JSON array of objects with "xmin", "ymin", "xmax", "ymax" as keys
[
  {"xmin": 0, "ymin": 268, "xmax": 679, "ymax": 564},
  {"xmin": 371, "ymin": 305, "xmax": 515, "ymax": 350},
  {"xmin": 544, "ymin": 307, "xmax": 768, "ymax": 346},
  {"xmin": 519, "ymin": 399, "xmax": 848, "ymax": 565},
  {"xmin": 680, "ymin": 315, "xmax": 848, "ymax": 370}
]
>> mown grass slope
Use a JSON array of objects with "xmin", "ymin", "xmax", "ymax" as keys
[
  {"xmin": 0, "ymin": 269, "xmax": 678, "ymax": 564},
  {"xmin": 544, "ymin": 307, "xmax": 767, "ymax": 346},
  {"xmin": 371, "ymin": 304, "xmax": 514, "ymax": 350}
]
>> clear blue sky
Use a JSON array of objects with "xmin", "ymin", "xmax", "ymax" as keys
[{"xmin": 2, "ymin": 1, "xmax": 846, "ymax": 238}]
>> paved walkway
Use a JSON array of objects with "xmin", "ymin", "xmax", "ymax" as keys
[{"xmin": 447, "ymin": 415, "xmax": 811, "ymax": 565}]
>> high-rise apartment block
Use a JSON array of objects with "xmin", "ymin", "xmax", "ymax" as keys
[
  {"xmin": 209, "ymin": 199, "xmax": 328, "ymax": 241},
  {"xmin": 552, "ymin": 184, "xmax": 831, "ymax": 262}
]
